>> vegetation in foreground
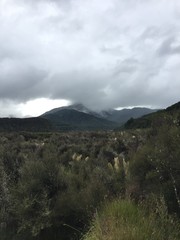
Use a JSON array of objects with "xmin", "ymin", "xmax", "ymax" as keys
[
  {"xmin": 0, "ymin": 104, "xmax": 179, "ymax": 239},
  {"xmin": 83, "ymin": 198, "xmax": 180, "ymax": 240}
]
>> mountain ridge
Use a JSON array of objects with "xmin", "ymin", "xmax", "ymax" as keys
[
  {"xmin": 0, "ymin": 101, "xmax": 179, "ymax": 132},
  {"xmin": 41, "ymin": 103, "xmax": 159, "ymax": 131},
  {"xmin": 122, "ymin": 101, "xmax": 180, "ymax": 129},
  {"xmin": 41, "ymin": 108, "xmax": 117, "ymax": 131}
]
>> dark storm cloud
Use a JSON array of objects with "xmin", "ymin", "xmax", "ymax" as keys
[
  {"xmin": 0, "ymin": 0, "xmax": 180, "ymax": 116},
  {"xmin": 0, "ymin": 60, "xmax": 48, "ymax": 101},
  {"xmin": 45, "ymin": 70, "xmax": 111, "ymax": 110}
]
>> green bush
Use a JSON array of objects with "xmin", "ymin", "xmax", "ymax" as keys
[{"xmin": 128, "ymin": 125, "xmax": 180, "ymax": 215}]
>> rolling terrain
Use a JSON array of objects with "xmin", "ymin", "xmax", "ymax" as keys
[
  {"xmin": 41, "ymin": 103, "xmax": 158, "ymax": 131},
  {"xmin": 0, "ymin": 103, "xmax": 159, "ymax": 132}
]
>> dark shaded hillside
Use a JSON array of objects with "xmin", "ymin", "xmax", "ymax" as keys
[
  {"xmin": 0, "ymin": 117, "xmax": 52, "ymax": 132},
  {"xmin": 166, "ymin": 101, "xmax": 180, "ymax": 111},
  {"xmin": 122, "ymin": 101, "xmax": 180, "ymax": 130},
  {"xmin": 42, "ymin": 109, "xmax": 118, "ymax": 130},
  {"xmin": 41, "ymin": 104, "xmax": 159, "ymax": 131},
  {"xmin": 103, "ymin": 107, "xmax": 158, "ymax": 124}
]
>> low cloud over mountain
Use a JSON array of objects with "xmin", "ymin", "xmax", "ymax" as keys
[{"xmin": 0, "ymin": 0, "xmax": 180, "ymax": 116}]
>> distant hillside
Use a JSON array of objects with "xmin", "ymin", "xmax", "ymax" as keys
[
  {"xmin": 122, "ymin": 101, "xmax": 180, "ymax": 129},
  {"xmin": 42, "ymin": 109, "xmax": 117, "ymax": 131},
  {"xmin": 166, "ymin": 101, "xmax": 180, "ymax": 111},
  {"xmin": 0, "ymin": 117, "xmax": 52, "ymax": 132},
  {"xmin": 101, "ymin": 107, "xmax": 158, "ymax": 124},
  {"xmin": 41, "ymin": 104, "xmax": 158, "ymax": 131},
  {"xmin": 0, "ymin": 104, "xmax": 159, "ymax": 132}
]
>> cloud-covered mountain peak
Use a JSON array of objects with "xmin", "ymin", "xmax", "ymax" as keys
[{"xmin": 66, "ymin": 103, "xmax": 93, "ymax": 114}]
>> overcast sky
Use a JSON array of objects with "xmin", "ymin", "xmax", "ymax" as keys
[{"xmin": 0, "ymin": 0, "xmax": 180, "ymax": 117}]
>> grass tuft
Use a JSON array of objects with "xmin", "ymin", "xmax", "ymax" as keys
[{"xmin": 82, "ymin": 199, "xmax": 180, "ymax": 240}]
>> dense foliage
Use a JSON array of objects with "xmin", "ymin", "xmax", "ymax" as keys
[
  {"xmin": 0, "ymin": 104, "xmax": 180, "ymax": 239},
  {"xmin": 0, "ymin": 131, "xmax": 137, "ymax": 239},
  {"xmin": 0, "ymin": 118, "xmax": 52, "ymax": 132}
]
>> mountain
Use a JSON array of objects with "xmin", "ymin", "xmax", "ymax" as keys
[
  {"xmin": 0, "ymin": 102, "xmax": 176, "ymax": 132},
  {"xmin": 100, "ymin": 107, "xmax": 158, "ymax": 124},
  {"xmin": 0, "ymin": 104, "xmax": 158, "ymax": 132},
  {"xmin": 41, "ymin": 104, "xmax": 158, "ymax": 131},
  {"xmin": 41, "ymin": 103, "xmax": 100, "ymax": 117},
  {"xmin": 122, "ymin": 101, "xmax": 180, "ymax": 129},
  {"xmin": 41, "ymin": 108, "xmax": 117, "ymax": 131}
]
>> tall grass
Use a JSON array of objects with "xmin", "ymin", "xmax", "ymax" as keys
[{"xmin": 82, "ymin": 199, "xmax": 180, "ymax": 240}]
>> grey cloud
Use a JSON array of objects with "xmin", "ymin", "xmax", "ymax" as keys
[
  {"xmin": 46, "ymin": 70, "xmax": 111, "ymax": 110},
  {"xmin": 158, "ymin": 37, "xmax": 180, "ymax": 56},
  {"xmin": 0, "ymin": 100, "xmax": 23, "ymax": 117},
  {"xmin": 140, "ymin": 26, "xmax": 159, "ymax": 39},
  {"xmin": 100, "ymin": 45, "xmax": 122, "ymax": 56},
  {"xmin": 114, "ymin": 59, "xmax": 139, "ymax": 75},
  {"xmin": 0, "ymin": 0, "xmax": 180, "ymax": 116},
  {"xmin": 0, "ymin": 61, "xmax": 48, "ymax": 101}
]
